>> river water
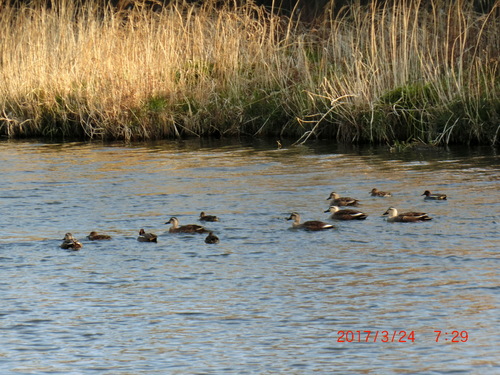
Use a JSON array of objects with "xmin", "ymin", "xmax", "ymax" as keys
[{"xmin": 0, "ymin": 139, "xmax": 498, "ymax": 374}]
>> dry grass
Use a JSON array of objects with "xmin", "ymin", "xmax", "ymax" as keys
[{"xmin": 0, "ymin": 0, "xmax": 498, "ymax": 144}]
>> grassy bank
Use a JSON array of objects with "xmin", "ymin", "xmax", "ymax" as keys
[{"xmin": 0, "ymin": 0, "xmax": 498, "ymax": 144}]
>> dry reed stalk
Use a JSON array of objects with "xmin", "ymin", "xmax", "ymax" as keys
[
  {"xmin": 306, "ymin": 0, "xmax": 499, "ymax": 144},
  {"xmin": 0, "ymin": 0, "xmax": 498, "ymax": 143}
]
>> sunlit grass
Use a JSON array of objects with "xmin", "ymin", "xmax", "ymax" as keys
[{"xmin": 0, "ymin": 0, "xmax": 498, "ymax": 144}]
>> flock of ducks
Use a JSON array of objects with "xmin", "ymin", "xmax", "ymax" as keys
[
  {"xmin": 60, "ymin": 211, "xmax": 221, "ymax": 250},
  {"xmin": 286, "ymin": 189, "xmax": 446, "ymax": 231},
  {"xmin": 59, "ymin": 190, "xmax": 447, "ymax": 249}
]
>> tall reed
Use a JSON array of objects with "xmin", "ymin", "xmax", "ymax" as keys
[
  {"xmin": 0, "ymin": 0, "xmax": 498, "ymax": 144},
  {"xmin": 310, "ymin": 0, "xmax": 500, "ymax": 145}
]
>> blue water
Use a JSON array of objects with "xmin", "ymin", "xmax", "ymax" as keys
[{"xmin": 0, "ymin": 140, "xmax": 498, "ymax": 374}]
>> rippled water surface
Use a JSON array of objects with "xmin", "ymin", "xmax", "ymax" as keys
[{"xmin": 0, "ymin": 139, "xmax": 499, "ymax": 374}]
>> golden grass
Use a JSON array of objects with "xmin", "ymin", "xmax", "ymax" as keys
[{"xmin": 0, "ymin": 0, "xmax": 498, "ymax": 144}]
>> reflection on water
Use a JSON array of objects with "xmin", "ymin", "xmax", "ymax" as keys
[{"xmin": 0, "ymin": 139, "xmax": 499, "ymax": 374}]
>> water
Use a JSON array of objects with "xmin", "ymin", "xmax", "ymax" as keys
[{"xmin": 0, "ymin": 139, "xmax": 498, "ymax": 374}]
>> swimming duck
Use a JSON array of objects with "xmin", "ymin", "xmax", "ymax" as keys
[
  {"xmin": 137, "ymin": 228, "xmax": 158, "ymax": 242},
  {"xmin": 326, "ymin": 192, "xmax": 360, "ymax": 206},
  {"xmin": 60, "ymin": 233, "xmax": 83, "ymax": 250},
  {"xmin": 324, "ymin": 205, "xmax": 368, "ymax": 220},
  {"xmin": 422, "ymin": 190, "xmax": 447, "ymax": 200},
  {"xmin": 383, "ymin": 207, "xmax": 432, "ymax": 222},
  {"xmin": 166, "ymin": 217, "xmax": 209, "ymax": 234},
  {"xmin": 205, "ymin": 232, "xmax": 220, "ymax": 244},
  {"xmin": 199, "ymin": 212, "xmax": 219, "ymax": 222},
  {"xmin": 87, "ymin": 231, "xmax": 112, "ymax": 240},
  {"xmin": 370, "ymin": 188, "xmax": 392, "ymax": 197},
  {"xmin": 287, "ymin": 212, "xmax": 335, "ymax": 231}
]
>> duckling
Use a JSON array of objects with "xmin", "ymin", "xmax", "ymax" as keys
[
  {"xmin": 87, "ymin": 231, "xmax": 112, "ymax": 240},
  {"xmin": 383, "ymin": 207, "xmax": 432, "ymax": 222},
  {"xmin": 326, "ymin": 192, "xmax": 360, "ymax": 207},
  {"xmin": 422, "ymin": 190, "xmax": 447, "ymax": 200},
  {"xmin": 324, "ymin": 205, "xmax": 367, "ymax": 220},
  {"xmin": 370, "ymin": 188, "xmax": 392, "ymax": 197},
  {"xmin": 137, "ymin": 228, "xmax": 158, "ymax": 242},
  {"xmin": 60, "ymin": 233, "xmax": 83, "ymax": 250},
  {"xmin": 205, "ymin": 232, "xmax": 220, "ymax": 244},
  {"xmin": 199, "ymin": 212, "xmax": 219, "ymax": 222},
  {"xmin": 166, "ymin": 217, "xmax": 209, "ymax": 234},
  {"xmin": 287, "ymin": 212, "xmax": 334, "ymax": 231}
]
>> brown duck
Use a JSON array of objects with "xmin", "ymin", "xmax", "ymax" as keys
[
  {"xmin": 87, "ymin": 231, "xmax": 112, "ymax": 240},
  {"xmin": 324, "ymin": 206, "xmax": 367, "ymax": 220},
  {"xmin": 326, "ymin": 192, "xmax": 360, "ymax": 207},
  {"xmin": 370, "ymin": 188, "xmax": 392, "ymax": 197},
  {"xmin": 422, "ymin": 190, "xmax": 447, "ymax": 200},
  {"xmin": 166, "ymin": 217, "xmax": 209, "ymax": 234},
  {"xmin": 199, "ymin": 212, "xmax": 219, "ymax": 222},
  {"xmin": 60, "ymin": 233, "xmax": 83, "ymax": 250},
  {"xmin": 137, "ymin": 229, "xmax": 158, "ymax": 242},
  {"xmin": 204, "ymin": 232, "xmax": 220, "ymax": 244},
  {"xmin": 287, "ymin": 212, "xmax": 334, "ymax": 231},
  {"xmin": 383, "ymin": 207, "xmax": 432, "ymax": 222}
]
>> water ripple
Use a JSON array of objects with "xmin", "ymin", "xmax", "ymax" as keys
[{"xmin": 0, "ymin": 141, "xmax": 498, "ymax": 374}]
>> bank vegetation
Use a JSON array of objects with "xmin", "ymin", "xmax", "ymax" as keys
[{"xmin": 0, "ymin": 0, "xmax": 499, "ymax": 144}]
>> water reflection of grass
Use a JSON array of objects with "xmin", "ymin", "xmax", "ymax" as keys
[{"xmin": 0, "ymin": 0, "xmax": 498, "ymax": 145}]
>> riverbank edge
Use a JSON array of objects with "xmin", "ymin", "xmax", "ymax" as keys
[{"xmin": 2, "ymin": 92, "xmax": 499, "ymax": 146}]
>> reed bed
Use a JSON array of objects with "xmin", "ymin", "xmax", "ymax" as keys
[{"xmin": 0, "ymin": 0, "xmax": 498, "ymax": 144}]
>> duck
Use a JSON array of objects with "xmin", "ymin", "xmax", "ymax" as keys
[
  {"xmin": 383, "ymin": 207, "xmax": 432, "ymax": 222},
  {"xmin": 60, "ymin": 233, "xmax": 83, "ymax": 250},
  {"xmin": 165, "ymin": 217, "xmax": 209, "ymax": 234},
  {"xmin": 370, "ymin": 188, "xmax": 392, "ymax": 197},
  {"xmin": 199, "ymin": 212, "xmax": 219, "ymax": 222},
  {"xmin": 137, "ymin": 228, "xmax": 158, "ymax": 242},
  {"xmin": 205, "ymin": 232, "xmax": 220, "ymax": 244},
  {"xmin": 326, "ymin": 192, "xmax": 360, "ymax": 206},
  {"xmin": 422, "ymin": 190, "xmax": 447, "ymax": 200},
  {"xmin": 324, "ymin": 205, "xmax": 368, "ymax": 220},
  {"xmin": 287, "ymin": 212, "xmax": 335, "ymax": 231},
  {"xmin": 87, "ymin": 231, "xmax": 112, "ymax": 240}
]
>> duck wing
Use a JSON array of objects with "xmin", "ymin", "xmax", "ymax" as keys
[
  {"xmin": 400, "ymin": 213, "xmax": 432, "ymax": 222},
  {"xmin": 339, "ymin": 209, "xmax": 368, "ymax": 220},
  {"xmin": 180, "ymin": 224, "xmax": 209, "ymax": 233},
  {"xmin": 401, "ymin": 211, "xmax": 427, "ymax": 217},
  {"xmin": 335, "ymin": 198, "xmax": 360, "ymax": 206},
  {"xmin": 303, "ymin": 220, "xmax": 335, "ymax": 230}
]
